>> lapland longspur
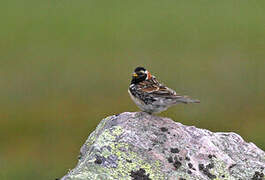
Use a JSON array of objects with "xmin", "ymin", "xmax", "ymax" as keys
[{"xmin": 128, "ymin": 67, "xmax": 200, "ymax": 114}]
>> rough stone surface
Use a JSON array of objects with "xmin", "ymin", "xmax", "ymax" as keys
[{"xmin": 61, "ymin": 112, "xmax": 265, "ymax": 180}]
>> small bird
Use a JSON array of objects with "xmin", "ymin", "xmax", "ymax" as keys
[{"xmin": 128, "ymin": 67, "xmax": 200, "ymax": 114}]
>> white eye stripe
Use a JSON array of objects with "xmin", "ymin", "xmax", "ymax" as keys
[{"xmin": 145, "ymin": 70, "xmax": 150, "ymax": 80}]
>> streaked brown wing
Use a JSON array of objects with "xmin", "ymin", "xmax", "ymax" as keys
[
  {"xmin": 140, "ymin": 80, "xmax": 178, "ymax": 98},
  {"xmin": 141, "ymin": 86, "xmax": 159, "ymax": 93},
  {"xmin": 137, "ymin": 76, "xmax": 184, "ymax": 100},
  {"xmin": 138, "ymin": 79, "xmax": 160, "ymax": 93},
  {"xmin": 152, "ymin": 86, "xmax": 178, "ymax": 97}
]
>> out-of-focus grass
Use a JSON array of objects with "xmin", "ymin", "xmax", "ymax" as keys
[{"xmin": 0, "ymin": 0, "xmax": 264, "ymax": 179}]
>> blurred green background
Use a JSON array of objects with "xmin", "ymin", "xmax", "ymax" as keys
[{"xmin": 0, "ymin": 0, "xmax": 265, "ymax": 179}]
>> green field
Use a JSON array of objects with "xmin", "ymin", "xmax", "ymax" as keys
[{"xmin": 0, "ymin": 1, "xmax": 264, "ymax": 179}]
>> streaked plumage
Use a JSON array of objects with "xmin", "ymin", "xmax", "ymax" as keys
[{"xmin": 128, "ymin": 67, "xmax": 200, "ymax": 114}]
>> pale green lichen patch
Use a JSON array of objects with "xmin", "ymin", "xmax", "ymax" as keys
[
  {"xmin": 85, "ymin": 116, "xmax": 116, "ymax": 147},
  {"xmin": 89, "ymin": 125, "xmax": 124, "ymax": 149},
  {"xmin": 74, "ymin": 125, "xmax": 166, "ymax": 179},
  {"xmin": 67, "ymin": 163, "xmax": 116, "ymax": 180},
  {"xmin": 111, "ymin": 126, "xmax": 123, "ymax": 136},
  {"xmin": 208, "ymin": 157, "xmax": 235, "ymax": 180},
  {"xmin": 104, "ymin": 139, "xmax": 165, "ymax": 179}
]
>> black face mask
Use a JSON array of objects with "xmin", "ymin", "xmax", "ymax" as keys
[{"xmin": 131, "ymin": 73, "xmax": 147, "ymax": 84}]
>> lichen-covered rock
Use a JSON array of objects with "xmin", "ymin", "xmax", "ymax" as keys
[{"xmin": 61, "ymin": 112, "xmax": 265, "ymax": 180}]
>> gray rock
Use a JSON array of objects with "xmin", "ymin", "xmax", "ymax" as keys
[{"xmin": 61, "ymin": 112, "xmax": 265, "ymax": 180}]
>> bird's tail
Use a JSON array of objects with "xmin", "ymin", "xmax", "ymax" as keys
[{"xmin": 176, "ymin": 96, "xmax": 200, "ymax": 104}]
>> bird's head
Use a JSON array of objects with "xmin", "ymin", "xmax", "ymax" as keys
[{"xmin": 131, "ymin": 66, "xmax": 152, "ymax": 84}]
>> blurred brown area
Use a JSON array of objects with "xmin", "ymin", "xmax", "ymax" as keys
[{"xmin": 0, "ymin": 0, "xmax": 264, "ymax": 179}]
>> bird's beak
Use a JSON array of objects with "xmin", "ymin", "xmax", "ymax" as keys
[{"xmin": 132, "ymin": 73, "xmax": 138, "ymax": 77}]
